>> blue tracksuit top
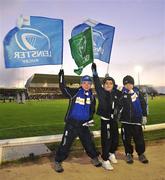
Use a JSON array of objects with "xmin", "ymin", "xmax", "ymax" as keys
[
  {"xmin": 69, "ymin": 88, "xmax": 92, "ymax": 122},
  {"xmin": 122, "ymin": 87, "xmax": 143, "ymax": 119}
]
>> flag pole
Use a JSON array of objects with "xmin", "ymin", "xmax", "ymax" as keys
[
  {"xmin": 107, "ymin": 63, "xmax": 110, "ymax": 74},
  {"xmin": 60, "ymin": 64, "xmax": 63, "ymax": 70},
  {"xmin": 105, "ymin": 62, "xmax": 110, "ymax": 77},
  {"xmin": 91, "ymin": 27, "xmax": 94, "ymax": 64},
  {"xmin": 105, "ymin": 25, "xmax": 115, "ymax": 77}
]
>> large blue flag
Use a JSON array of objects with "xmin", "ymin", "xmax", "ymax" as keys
[
  {"xmin": 4, "ymin": 16, "xmax": 63, "ymax": 68},
  {"xmin": 71, "ymin": 20, "xmax": 115, "ymax": 63}
]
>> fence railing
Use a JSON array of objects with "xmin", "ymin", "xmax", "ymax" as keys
[{"xmin": 0, "ymin": 123, "xmax": 165, "ymax": 164}]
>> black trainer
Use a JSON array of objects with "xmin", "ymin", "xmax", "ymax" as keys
[
  {"xmin": 138, "ymin": 154, "xmax": 149, "ymax": 164},
  {"xmin": 54, "ymin": 161, "xmax": 64, "ymax": 173},
  {"xmin": 91, "ymin": 157, "xmax": 102, "ymax": 167},
  {"xmin": 126, "ymin": 153, "xmax": 134, "ymax": 164}
]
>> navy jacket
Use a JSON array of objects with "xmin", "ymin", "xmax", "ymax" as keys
[
  {"xmin": 59, "ymin": 71, "xmax": 96, "ymax": 123},
  {"xmin": 118, "ymin": 87, "xmax": 147, "ymax": 124},
  {"xmin": 93, "ymin": 74, "xmax": 122, "ymax": 120}
]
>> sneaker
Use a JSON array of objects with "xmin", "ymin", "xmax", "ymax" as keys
[
  {"xmin": 109, "ymin": 153, "xmax": 118, "ymax": 164},
  {"xmin": 102, "ymin": 160, "xmax": 114, "ymax": 170},
  {"xmin": 91, "ymin": 157, "xmax": 102, "ymax": 167},
  {"xmin": 138, "ymin": 154, "xmax": 149, "ymax": 164},
  {"xmin": 54, "ymin": 161, "xmax": 64, "ymax": 173},
  {"xmin": 126, "ymin": 153, "xmax": 134, "ymax": 164}
]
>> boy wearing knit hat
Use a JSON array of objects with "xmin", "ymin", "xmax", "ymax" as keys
[
  {"xmin": 54, "ymin": 69, "xmax": 101, "ymax": 173},
  {"xmin": 118, "ymin": 75, "xmax": 149, "ymax": 164},
  {"xmin": 92, "ymin": 63, "xmax": 122, "ymax": 170}
]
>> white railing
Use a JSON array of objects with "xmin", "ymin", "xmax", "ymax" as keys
[{"xmin": 0, "ymin": 123, "xmax": 165, "ymax": 164}]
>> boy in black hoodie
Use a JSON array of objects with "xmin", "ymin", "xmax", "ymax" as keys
[
  {"xmin": 117, "ymin": 75, "xmax": 149, "ymax": 164},
  {"xmin": 92, "ymin": 63, "xmax": 121, "ymax": 170}
]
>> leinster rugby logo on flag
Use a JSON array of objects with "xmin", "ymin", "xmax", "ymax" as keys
[
  {"xmin": 14, "ymin": 27, "xmax": 51, "ymax": 59},
  {"xmin": 15, "ymin": 28, "xmax": 51, "ymax": 50},
  {"xmin": 4, "ymin": 16, "xmax": 63, "ymax": 68},
  {"xmin": 76, "ymin": 27, "xmax": 105, "ymax": 60},
  {"xmin": 71, "ymin": 20, "xmax": 115, "ymax": 63},
  {"xmin": 92, "ymin": 29, "xmax": 105, "ymax": 57}
]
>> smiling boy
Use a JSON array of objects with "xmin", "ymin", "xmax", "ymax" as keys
[
  {"xmin": 92, "ymin": 63, "xmax": 121, "ymax": 170},
  {"xmin": 54, "ymin": 69, "xmax": 101, "ymax": 173}
]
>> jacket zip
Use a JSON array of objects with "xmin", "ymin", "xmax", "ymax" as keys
[
  {"xmin": 129, "ymin": 95, "xmax": 132, "ymax": 122},
  {"xmin": 65, "ymin": 90, "xmax": 80, "ymax": 122}
]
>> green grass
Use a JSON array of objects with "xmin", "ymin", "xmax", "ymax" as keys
[
  {"xmin": 147, "ymin": 96, "xmax": 165, "ymax": 124},
  {"xmin": 0, "ymin": 96, "xmax": 164, "ymax": 139}
]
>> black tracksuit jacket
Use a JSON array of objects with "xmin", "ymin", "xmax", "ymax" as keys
[
  {"xmin": 93, "ymin": 74, "xmax": 122, "ymax": 119},
  {"xmin": 118, "ymin": 87, "xmax": 147, "ymax": 124}
]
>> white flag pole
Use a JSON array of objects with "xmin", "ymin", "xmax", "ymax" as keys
[
  {"xmin": 105, "ymin": 62, "xmax": 110, "ymax": 77},
  {"xmin": 90, "ymin": 27, "xmax": 94, "ymax": 65},
  {"xmin": 60, "ymin": 64, "xmax": 63, "ymax": 70},
  {"xmin": 83, "ymin": 18, "xmax": 98, "ymax": 27}
]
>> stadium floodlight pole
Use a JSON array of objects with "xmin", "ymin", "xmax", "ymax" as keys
[
  {"xmin": 134, "ymin": 65, "xmax": 143, "ymax": 88},
  {"xmin": 134, "ymin": 65, "xmax": 145, "ymax": 129}
]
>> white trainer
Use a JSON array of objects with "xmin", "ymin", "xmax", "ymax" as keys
[
  {"xmin": 102, "ymin": 160, "xmax": 114, "ymax": 170},
  {"xmin": 109, "ymin": 153, "xmax": 118, "ymax": 164}
]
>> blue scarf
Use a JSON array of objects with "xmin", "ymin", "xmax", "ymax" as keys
[
  {"xmin": 122, "ymin": 87, "xmax": 142, "ymax": 119},
  {"xmin": 69, "ymin": 87, "xmax": 92, "ymax": 121}
]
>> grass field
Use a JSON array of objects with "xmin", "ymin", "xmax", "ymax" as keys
[{"xmin": 0, "ymin": 96, "xmax": 164, "ymax": 139}]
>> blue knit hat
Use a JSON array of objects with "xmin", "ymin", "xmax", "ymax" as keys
[{"xmin": 80, "ymin": 75, "xmax": 92, "ymax": 84}]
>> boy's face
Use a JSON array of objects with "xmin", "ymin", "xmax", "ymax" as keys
[
  {"xmin": 81, "ymin": 81, "xmax": 92, "ymax": 91},
  {"xmin": 124, "ymin": 83, "xmax": 134, "ymax": 91},
  {"xmin": 104, "ymin": 80, "xmax": 114, "ymax": 92}
]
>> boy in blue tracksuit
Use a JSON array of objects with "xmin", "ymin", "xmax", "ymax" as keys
[
  {"xmin": 117, "ymin": 75, "xmax": 149, "ymax": 164},
  {"xmin": 54, "ymin": 69, "xmax": 102, "ymax": 173}
]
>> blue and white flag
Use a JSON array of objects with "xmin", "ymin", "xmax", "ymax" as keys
[
  {"xmin": 4, "ymin": 16, "xmax": 63, "ymax": 68},
  {"xmin": 71, "ymin": 20, "xmax": 115, "ymax": 63}
]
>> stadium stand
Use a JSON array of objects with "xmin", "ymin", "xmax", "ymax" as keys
[
  {"xmin": 0, "ymin": 88, "xmax": 26, "ymax": 102},
  {"xmin": 25, "ymin": 74, "xmax": 89, "ymax": 99},
  {"xmin": 0, "ymin": 74, "xmax": 158, "ymax": 101},
  {"xmin": 25, "ymin": 74, "xmax": 158, "ymax": 100}
]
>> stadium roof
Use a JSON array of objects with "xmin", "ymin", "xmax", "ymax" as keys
[
  {"xmin": 25, "ymin": 73, "xmax": 105, "ymax": 88},
  {"xmin": 25, "ymin": 74, "xmax": 82, "ymax": 88},
  {"xmin": 27, "ymin": 74, "xmax": 82, "ymax": 84}
]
